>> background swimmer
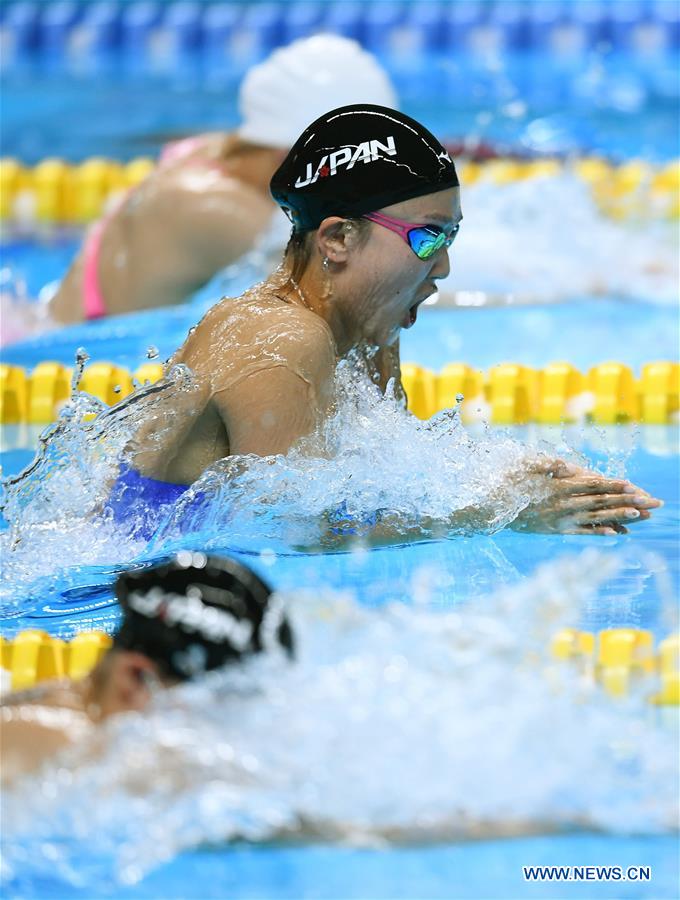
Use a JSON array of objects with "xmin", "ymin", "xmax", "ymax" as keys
[
  {"xmin": 0, "ymin": 553, "xmax": 293, "ymax": 784},
  {"xmin": 122, "ymin": 104, "xmax": 661, "ymax": 538},
  {"xmin": 47, "ymin": 35, "xmax": 396, "ymax": 326}
]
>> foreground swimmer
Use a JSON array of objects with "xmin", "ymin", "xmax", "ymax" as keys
[
  {"xmin": 46, "ymin": 36, "xmax": 396, "ymax": 326},
  {"xmin": 120, "ymin": 104, "xmax": 661, "ymax": 538},
  {"xmin": 0, "ymin": 553, "xmax": 293, "ymax": 783}
]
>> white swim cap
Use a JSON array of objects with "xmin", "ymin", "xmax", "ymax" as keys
[{"xmin": 237, "ymin": 35, "xmax": 398, "ymax": 150}]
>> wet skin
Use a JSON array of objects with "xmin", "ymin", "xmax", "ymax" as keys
[
  {"xmin": 128, "ymin": 185, "xmax": 662, "ymax": 534},
  {"xmin": 51, "ymin": 135, "xmax": 283, "ymax": 324},
  {"xmin": 0, "ymin": 651, "xmax": 164, "ymax": 783},
  {"xmin": 298, "ymin": 188, "xmax": 462, "ymax": 352}
]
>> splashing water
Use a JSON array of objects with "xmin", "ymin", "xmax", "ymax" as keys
[
  {"xmin": 0, "ymin": 265, "xmax": 57, "ymax": 346},
  {"xmin": 1, "ymin": 550, "xmax": 677, "ymax": 891},
  {"xmin": 156, "ymin": 359, "xmax": 557, "ymax": 552},
  {"xmin": 438, "ymin": 172, "xmax": 679, "ymax": 305},
  {"xmin": 1, "ymin": 355, "xmax": 558, "ymax": 607},
  {"xmin": 0, "ymin": 362, "xmax": 204, "ymax": 599}
]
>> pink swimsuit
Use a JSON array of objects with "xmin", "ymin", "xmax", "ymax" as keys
[{"xmin": 82, "ymin": 136, "xmax": 210, "ymax": 320}]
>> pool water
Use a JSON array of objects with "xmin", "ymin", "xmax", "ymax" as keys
[
  {"xmin": 5, "ymin": 837, "xmax": 680, "ymax": 900},
  {"xmin": 3, "ymin": 51, "xmax": 679, "ymax": 163},
  {"xmin": 1, "ymin": 317, "xmax": 678, "ymax": 898},
  {"xmin": 2, "ymin": 404, "xmax": 679, "ymax": 638},
  {"xmin": 2, "ymin": 9, "xmax": 679, "ymax": 899}
]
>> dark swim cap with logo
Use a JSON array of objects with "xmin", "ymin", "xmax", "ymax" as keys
[
  {"xmin": 270, "ymin": 103, "xmax": 459, "ymax": 232},
  {"xmin": 114, "ymin": 552, "xmax": 294, "ymax": 680}
]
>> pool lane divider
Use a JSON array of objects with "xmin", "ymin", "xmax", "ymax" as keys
[
  {"xmin": 4, "ymin": 360, "xmax": 677, "ymax": 427},
  {"xmin": 550, "ymin": 629, "xmax": 679, "ymax": 705},
  {"xmin": 0, "ymin": 631, "xmax": 112, "ymax": 691},
  {"xmin": 1, "ymin": 627, "xmax": 677, "ymax": 705},
  {"xmin": 2, "ymin": 1, "xmax": 679, "ymax": 75},
  {"xmin": 0, "ymin": 157, "xmax": 155, "ymax": 226},
  {"xmin": 1, "ymin": 156, "xmax": 678, "ymax": 226},
  {"xmin": 400, "ymin": 360, "xmax": 680, "ymax": 424},
  {"xmin": 0, "ymin": 361, "xmax": 163, "ymax": 425}
]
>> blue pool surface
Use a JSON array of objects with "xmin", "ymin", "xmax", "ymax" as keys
[
  {"xmin": 2, "ymin": 51, "xmax": 679, "ymax": 163},
  {"xmin": 6, "ymin": 836, "xmax": 680, "ymax": 900},
  {"xmin": 2, "ymin": 306, "xmax": 678, "ymax": 899},
  {"xmin": 2, "ymin": 13, "xmax": 679, "ymax": 899},
  {"xmin": 2, "ymin": 234, "xmax": 679, "ymax": 374},
  {"xmin": 4, "ymin": 295, "xmax": 680, "ymax": 375},
  {"xmin": 2, "ymin": 428, "xmax": 678, "ymax": 640}
]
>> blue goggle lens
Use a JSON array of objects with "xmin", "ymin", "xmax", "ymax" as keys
[{"xmin": 408, "ymin": 225, "xmax": 459, "ymax": 260}]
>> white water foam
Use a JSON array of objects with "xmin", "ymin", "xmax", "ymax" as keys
[
  {"xmin": 1, "ymin": 359, "xmax": 557, "ymax": 606},
  {"xmin": 1, "ymin": 550, "xmax": 677, "ymax": 891},
  {"xmin": 438, "ymin": 172, "xmax": 679, "ymax": 305},
  {"xmin": 154, "ymin": 359, "xmax": 555, "ymax": 551}
]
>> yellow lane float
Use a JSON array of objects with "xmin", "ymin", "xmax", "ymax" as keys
[
  {"xmin": 550, "ymin": 627, "xmax": 678, "ymax": 703},
  {"xmin": 1, "ymin": 627, "xmax": 676, "ymax": 704},
  {"xmin": 1, "ymin": 156, "xmax": 678, "ymax": 225},
  {"xmin": 1, "ymin": 360, "xmax": 678, "ymax": 426},
  {"xmin": 0, "ymin": 630, "xmax": 112, "ymax": 691}
]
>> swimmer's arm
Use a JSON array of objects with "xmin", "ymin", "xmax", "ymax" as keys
[
  {"xmin": 214, "ymin": 367, "xmax": 324, "ymax": 456},
  {"xmin": 316, "ymin": 460, "xmax": 663, "ymax": 549},
  {"xmin": 212, "ymin": 335, "xmax": 335, "ymax": 457},
  {"xmin": 116, "ymin": 374, "xmax": 213, "ymax": 481},
  {"xmin": 315, "ymin": 507, "xmax": 494, "ymax": 551},
  {"xmin": 506, "ymin": 459, "xmax": 662, "ymax": 535},
  {"xmin": 0, "ymin": 713, "xmax": 80, "ymax": 784},
  {"xmin": 284, "ymin": 815, "xmax": 567, "ymax": 844}
]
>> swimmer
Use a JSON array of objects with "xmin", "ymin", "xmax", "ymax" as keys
[
  {"xmin": 120, "ymin": 103, "xmax": 661, "ymax": 538},
  {"xmin": 0, "ymin": 553, "xmax": 293, "ymax": 783},
  {"xmin": 46, "ymin": 36, "xmax": 396, "ymax": 326}
]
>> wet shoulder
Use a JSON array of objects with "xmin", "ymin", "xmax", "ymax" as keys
[
  {"xmin": 0, "ymin": 679, "xmax": 85, "ymax": 710},
  {"xmin": 177, "ymin": 291, "xmax": 337, "ymax": 381}
]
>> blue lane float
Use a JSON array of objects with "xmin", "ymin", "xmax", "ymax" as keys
[{"xmin": 2, "ymin": 0, "xmax": 679, "ymax": 72}]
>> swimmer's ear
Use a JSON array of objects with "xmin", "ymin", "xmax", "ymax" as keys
[
  {"xmin": 107, "ymin": 651, "xmax": 161, "ymax": 715},
  {"xmin": 316, "ymin": 216, "xmax": 354, "ymax": 264}
]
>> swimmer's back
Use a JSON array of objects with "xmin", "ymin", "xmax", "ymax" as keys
[{"xmin": 51, "ymin": 145, "xmax": 274, "ymax": 324}]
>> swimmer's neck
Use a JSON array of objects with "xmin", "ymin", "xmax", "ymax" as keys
[{"xmin": 291, "ymin": 266, "xmax": 378, "ymax": 357}]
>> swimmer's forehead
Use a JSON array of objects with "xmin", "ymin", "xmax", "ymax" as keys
[{"xmin": 381, "ymin": 187, "xmax": 463, "ymax": 226}]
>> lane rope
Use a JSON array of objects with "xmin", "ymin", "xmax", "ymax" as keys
[
  {"xmin": 1, "ymin": 156, "xmax": 678, "ymax": 226},
  {"xmin": 2, "ymin": 360, "xmax": 678, "ymax": 426},
  {"xmin": 1, "ymin": 627, "xmax": 677, "ymax": 705}
]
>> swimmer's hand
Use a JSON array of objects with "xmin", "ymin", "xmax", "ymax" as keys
[{"xmin": 510, "ymin": 459, "xmax": 663, "ymax": 535}]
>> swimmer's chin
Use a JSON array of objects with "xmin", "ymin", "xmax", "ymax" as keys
[{"xmin": 401, "ymin": 293, "xmax": 431, "ymax": 330}]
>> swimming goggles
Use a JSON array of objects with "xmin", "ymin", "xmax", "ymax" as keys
[{"xmin": 362, "ymin": 210, "xmax": 459, "ymax": 261}]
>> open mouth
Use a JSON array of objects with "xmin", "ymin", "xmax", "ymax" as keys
[
  {"xmin": 401, "ymin": 282, "xmax": 438, "ymax": 330},
  {"xmin": 402, "ymin": 297, "xmax": 426, "ymax": 329}
]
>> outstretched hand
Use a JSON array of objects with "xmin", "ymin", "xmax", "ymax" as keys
[{"xmin": 510, "ymin": 459, "xmax": 663, "ymax": 535}]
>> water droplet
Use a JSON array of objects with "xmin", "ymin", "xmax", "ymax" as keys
[
  {"xmin": 70, "ymin": 348, "xmax": 90, "ymax": 392},
  {"xmin": 259, "ymin": 548, "xmax": 277, "ymax": 566}
]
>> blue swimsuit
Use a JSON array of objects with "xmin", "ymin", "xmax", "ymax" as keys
[
  {"xmin": 109, "ymin": 468, "xmax": 382, "ymax": 541},
  {"xmin": 107, "ymin": 465, "xmax": 190, "ymax": 541}
]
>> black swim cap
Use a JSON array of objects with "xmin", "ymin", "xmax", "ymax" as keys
[
  {"xmin": 270, "ymin": 104, "xmax": 459, "ymax": 232},
  {"xmin": 113, "ymin": 552, "xmax": 294, "ymax": 680}
]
